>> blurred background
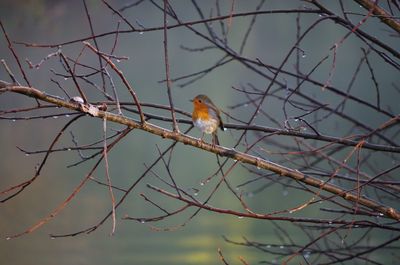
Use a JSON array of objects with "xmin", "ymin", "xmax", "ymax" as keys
[{"xmin": 0, "ymin": 0, "xmax": 399, "ymax": 264}]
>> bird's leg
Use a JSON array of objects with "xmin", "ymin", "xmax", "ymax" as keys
[
  {"xmin": 212, "ymin": 133, "xmax": 219, "ymax": 147},
  {"xmin": 198, "ymin": 132, "xmax": 205, "ymax": 145}
]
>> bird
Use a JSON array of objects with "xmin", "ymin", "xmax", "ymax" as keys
[{"xmin": 191, "ymin": 94, "xmax": 225, "ymax": 145}]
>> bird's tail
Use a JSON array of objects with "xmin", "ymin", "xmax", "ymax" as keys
[{"xmin": 219, "ymin": 120, "xmax": 225, "ymax": 131}]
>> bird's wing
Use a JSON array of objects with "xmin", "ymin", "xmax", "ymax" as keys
[{"xmin": 205, "ymin": 101, "xmax": 225, "ymax": 131}]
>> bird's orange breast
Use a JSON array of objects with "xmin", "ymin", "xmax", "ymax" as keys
[{"xmin": 192, "ymin": 104, "xmax": 210, "ymax": 121}]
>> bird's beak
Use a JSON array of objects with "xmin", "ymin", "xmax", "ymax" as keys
[{"xmin": 189, "ymin": 99, "xmax": 193, "ymax": 102}]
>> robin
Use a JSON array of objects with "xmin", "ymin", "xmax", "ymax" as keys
[{"xmin": 191, "ymin": 94, "xmax": 225, "ymax": 145}]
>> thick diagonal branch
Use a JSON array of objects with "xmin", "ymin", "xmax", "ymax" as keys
[
  {"xmin": 1, "ymin": 82, "xmax": 399, "ymax": 221},
  {"xmin": 354, "ymin": 0, "xmax": 400, "ymax": 34}
]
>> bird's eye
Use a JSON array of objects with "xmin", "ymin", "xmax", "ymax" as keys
[{"xmin": 198, "ymin": 99, "xmax": 202, "ymax": 103}]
